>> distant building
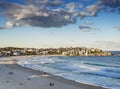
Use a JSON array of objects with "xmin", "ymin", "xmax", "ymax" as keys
[
  {"xmin": 2, "ymin": 51, "xmax": 11, "ymax": 56},
  {"xmin": 0, "ymin": 52, "xmax": 2, "ymax": 56},
  {"xmin": 62, "ymin": 52, "xmax": 68, "ymax": 56},
  {"xmin": 91, "ymin": 48, "xmax": 96, "ymax": 52},
  {"xmin": 0, "ymin": 47, "xmax": 113, "ymax": 56},
  {"xmin": 13, "ymin": 50, "xmax": 22, "ymax": 56}
]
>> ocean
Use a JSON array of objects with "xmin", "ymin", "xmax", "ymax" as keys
[{"xmin": 17, "ymin": 53, "xmax": 120, "ymax": 89}]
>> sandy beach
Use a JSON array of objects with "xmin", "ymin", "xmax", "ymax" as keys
[{"xmin": 0, "ymin": 56, "xmax": 107, "ymax": 89}]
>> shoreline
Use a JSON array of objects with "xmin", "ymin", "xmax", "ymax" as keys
[
  {"xmin": 0, "ymin": 54, "xmax": 114, "ymax": 58},
  {"xmin": 0, "ymin": 56, "xmax": 108, "ymax": 89}
]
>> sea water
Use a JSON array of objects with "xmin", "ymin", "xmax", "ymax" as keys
[{"xmin": 17, "ymin": 55, "xmax": 120, "ymax": 89}]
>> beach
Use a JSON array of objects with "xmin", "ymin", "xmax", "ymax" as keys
[{"xmin": 0, "ymin": 56, "xmax": 107, "ymax": 89}]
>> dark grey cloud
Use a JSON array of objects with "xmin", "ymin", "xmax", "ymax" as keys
[
  {"xmin": 114, "ymin": 26, "xmax": 120, "ymax": 31},
  {"xmin": 0, "ymin": 1, "xmax": 77, "ymax": 28},
  {"xmin": 0, "ymin": 26, "xmax": 6, "ymax": 29},
  {"xmin": 79, "ymin": 25, "xmax": 93, "ymax": 31},
  {"xmin": 98, "ymin": 0, "xmax": 120, "ymax": 13},
  {"xmin": 49, "ymin": 0, "xmax": 63, "ymax": 6},
  {"xmin": 99, "ymin": 0, "xmax": 120, "ymax": 8},
  {"xmin": 79, "ymin": 21, "xmax": 98, "ymax": 32},
  {"xmin": 20, "ymin": 9, "xmax": 76, "ymax": 27},
  {"xmin": 0, "ymin": 2, "xmax": 24, "ymax": 11},
  {"xmin": 79, "ymin": 25, "xmax": 97, "ymax": 32}
]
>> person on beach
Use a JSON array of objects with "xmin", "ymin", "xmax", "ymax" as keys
[
  {"xmin": 8, "ymin": 72, "xmax": 13, "ymax": 75},
  {"xmin": 50, "ymin": 83, "xmax": 54, "ymax": 86}
]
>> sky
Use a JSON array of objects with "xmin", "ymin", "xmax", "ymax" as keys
[{"xmin": 0, "ymin": 0, "xmax": 120, "ymax": 51}]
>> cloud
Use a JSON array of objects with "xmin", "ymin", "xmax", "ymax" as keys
[
  {"xmin": 78, "ymin": 4, "xmax": 100, "ymax": 19},
  {"xmin": 0, "ymin": 2, "xmax": 24, "ymax": 11},
  {"xmin": 93, "ymin": 41, "xmax": 120, "ymax": 50},
  {"xmin": 79, "ymin": 20, "xmax": 98, "ymax": 32},
  {"xmin": 0, "ymin": 1, "xmax": 76, "ymax": 28},
  {"xmin": 0, "ymin": 0, "xmax": 119, "ymax": 29},
  {"xmin": 79, "ymin": 25, "xmax": 98, "ymax": 32},
  {"xmin": 99, "ymin": 0, "xmax": 120, "ymax": 8},
  {"xmin": 83, "ymin": 0, "xmax": 91, "ymax": 2},
  {"xmin": 6, "ymin": 22, "xmax": 14, "ymax": 28},
  {"xmin": 98, "ymin": 0, "xmax": 120, "ymax": 13},
  {"xmin": 86, "ymin": 4, "xmax": 99, "ymax": 16},
  {"xmin": 0, "ymin": 26, "xmax": 6, "ymax": 29},
  {"xmin": 66, "ymin": 2, "xmax": 83, "ymax": 13},
  {"xmin": 25, "ymin": 0, "xmax": 63, "ymax": 6},
  {"xmin": 114, "ymin": 26, "xmax": 120, "ymax": 31},
  {"xmin": 49, "ymin": 0, "xmax": 63, "ymax": 6},
  {"xmin": 0, "ymin": 22, "xmax": 14, "ymax": 29},
  {"xmin": 17, "ymin": 8, "xmax": 76, "ymax": 27}
]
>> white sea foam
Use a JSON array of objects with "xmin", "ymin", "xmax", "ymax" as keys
[
  {"xmin": 17, "ymin": 56, "xmax": 120, "ymax": 89},
  {"xmin": 78, "ymin": 65, "xmax": 101, "ymax": 71}
]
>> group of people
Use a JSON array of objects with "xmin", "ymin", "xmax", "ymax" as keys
[{"xmin": 50, "ymin": 82, "xmax": 54, "ymax": 86}]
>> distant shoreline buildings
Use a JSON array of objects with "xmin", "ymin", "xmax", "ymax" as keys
[{"xmin": 0, "ymin": 47, "xmax": 113, "ymax": 57}]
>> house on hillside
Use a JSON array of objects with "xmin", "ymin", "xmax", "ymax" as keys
[{"xmin": 13, "ymin": 50, "xmax": 22, "ymax": 56}]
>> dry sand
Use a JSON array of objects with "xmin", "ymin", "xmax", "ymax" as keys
[{"xmin": 0, "ymin": 56, "xmax": 108, "ymax": 89}]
